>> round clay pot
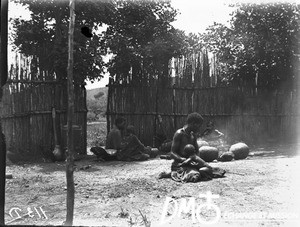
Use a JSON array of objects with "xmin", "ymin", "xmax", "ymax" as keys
[
  {"xmin": 149, "ymin": 148, "xmax": 159, "ymax": 158},
  {"xmin": 229, "ymin": 142, "xmax": 249, "ymax": 160},
  {"xmin": 199, "ymin": 146, "xmax": 219, "ymax": 162},
  {"xmin": 53, "ymin": 146, "xmax": 66, "ymax": 161}
]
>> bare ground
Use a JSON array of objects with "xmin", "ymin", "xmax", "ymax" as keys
[{"xmin": 4, "ymin": 143, "xmax": 300, "ymax": 227}]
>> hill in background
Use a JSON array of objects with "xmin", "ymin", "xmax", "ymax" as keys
[
  {"xmin": 86, "ymin": 87, "xmax": 108, "ymax": 121},
  {"xmin": 86, "ymin": 87, "xmax": 108, "ymax": 101}
]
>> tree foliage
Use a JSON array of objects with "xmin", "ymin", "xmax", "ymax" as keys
[
  {"xmin": 200, "ymin": 3, "xmax": 300, "ymax": 88},
  {"xmin": 102, "ymin": 0, "xmax": 189, "ymax": 83},
  {"xmin": 11, "ymin": 0, "xmax": 189, "ymax": 84},
  {"xmin": 11, "ymin": 0, "xmax": 117, "ymax": 83}
]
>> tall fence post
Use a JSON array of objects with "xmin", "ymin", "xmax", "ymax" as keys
[
  {"xmin": 172, "ymin": 84, "xmax": 177, "ymax": 130},
  {"xmin": 65, "ymin": 0, "xmax": 75, "ymax": 225},
  {"xmin": 154, "ymin": 79, "xmax": 159, "ymax": 143},
  {"xmin": 0, "ymin": 0, "xmax": 8, "ymax": 224},
  {"xmin": 106, "ymin": 78, "xmax": 112, "ymax": 135}
]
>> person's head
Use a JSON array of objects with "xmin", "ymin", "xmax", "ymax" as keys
[
  {"xmin": 206, "ymin": 121, "xmax": 215, "ymax": 130},
  {"xmin": 186, "ymin": 112, "xmax": 204, "ymax": 133},
  {"xmin": 183, "ymin": 144, "xmax": 197, "ymax": 157},
  {"xmin": 115, "ymin": 117, "xmax": 126, "ymax": 130},
  {"xmin": 203, "ymin": 121, "xmax": 215, "ymax": 135},
  {"xmin": 126, "ymin": 125, "xmax": 135, "ymax": 135}
]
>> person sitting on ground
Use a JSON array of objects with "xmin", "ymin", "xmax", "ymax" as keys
[
  {"xmin": 160, "ymin": 112, "xmax": 202, "ymax": 160},
  {"xmin": 158, "ymin": 112, "xmax": 226, "ymax": 182},
  {"xmin": 178, "ymin": 144, "xmax": 214, "ymax": 181},
  {"xmin": 106, "ymin": 117, "xmax": 127, "ymax": 150},
  {"xmin": 116, "ymin": 125, "xmax": 150, "ymax": 161},
  {"xmin": 178, "ymin": 144, "xmax": 210, "ymax": 169},
  {"xmin": 91, "ymin": 117, "xmax": 126, "ymax": 161},
  {"xmin": 171, "ymin": 112, "xmax": 203, "ymax": 161},
  {"xmin": 201, "ymin": 120, "xmax": 224, "ymax": 140},
  {"xmin": 91, "ymin": 121, "xmax": 158, "ymax": 161},
  {"xmin": 200, "ymin": 120, "xmax": 228, "ymax": 153}
]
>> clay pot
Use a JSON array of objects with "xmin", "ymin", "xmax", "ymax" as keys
[
  {"xmin": 145, "ymin": 147, "xmax": 159, "ymax": 158},
  {"xmin": 229, "ymin": 142, "xmax": 249, "ymax": 160},
  {"xmin": 53, "ymin": 146, "xmax": 66, "ymax": 162},
  {"xmin": 199, "ymin": 146, "xmax": 219, "ymax": 162}
]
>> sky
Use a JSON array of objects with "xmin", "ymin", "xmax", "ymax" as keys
[
  {"xmin": 7, "ymin": 0, "xmax": 255, "ymax": 90},
  {"xmin": 171, "ymin": 0, "xmax": 234, "ymax": 33}
]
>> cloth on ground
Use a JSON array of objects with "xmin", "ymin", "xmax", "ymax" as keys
[
  {"xmin": 90, "ymin": 147, "xmax": 117, "ymax": 161},
  {"xmin": 170, "ymin": 160, "xmax": 226, "ymax": 183}
]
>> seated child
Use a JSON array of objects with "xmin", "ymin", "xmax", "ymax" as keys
[
  {"xmin": 159, "ymin": 144, "xmax": 225, "ymax": 181},
  {"xmin": 178, "ymin": 144, "xmax": 213, "ymax": 180},
  {"xmin": 178, "ymin": 144, "xmax": 211, "ymax": 169}
]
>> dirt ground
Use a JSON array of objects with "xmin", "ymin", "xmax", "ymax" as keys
[{"xmin": 4, "ymin": 143, "xmax": 300, "ymax": 227}]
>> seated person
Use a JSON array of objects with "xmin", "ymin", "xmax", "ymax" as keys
[
  {"xmin": 159, "ymin": 112, "xmax": 225, "ymax": 182},
  {"xmin": 201, "ymin": 121, "xmax": 224, "ymax": 141},
  {"xmin": 91, "ymin": 117, "xmax": 126, "ymax": 161},
  {"xmin": 91, "ymin": 122, "xmax": 155, "ymax": 162},
  {"xmin": 106, "ymin": 117, "xmax": 127, "ymax": 150},
  {"xmin": 200, "ymin": 120, "xmax": 228, "ymax": 152},
  {"xmin": 178, "ymin": 144, "xmax": 211, "ymax": 169},
  {"xmin": 178, "ymin": 144, "xmax": 213, "ymax": 181},
  {"xmin": 116, "ymin": 125, "xmax": 150, "ymax": 161}
]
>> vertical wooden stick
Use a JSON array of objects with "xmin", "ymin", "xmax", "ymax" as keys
[
  {"xmin": 106, "ymin": 79, "xmax": 111, "ymax": 135},
  {"xmin": 0, "ymin": 0, "xmax": 8, "ymax": 224},
  {"xmin": 65, "ymin": 0, "xmax": 75, "ymax": 225}
]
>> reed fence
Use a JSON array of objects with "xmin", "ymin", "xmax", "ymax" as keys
[
  {"xmin": 107, "ymin": 50, "xmax": 299, "ymax": 146},
  {"xmin": 0, "ymin": 54, "xmax": 87, "ymax": 160}
]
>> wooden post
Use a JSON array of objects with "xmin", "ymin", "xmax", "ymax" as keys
[
  {"xmin": 65, "ymin": 0, "xmax": 75, "ymax": 225},
  {"xmin": 154, "ymin": 75, "xmax": 159, "ymax": 144},
  {"xmin": 0, "ymin": 0, "xmax": 8, "ymax": 225},
  {"xmin": 172, "ymin": 84, "xmax": 177, "ymax": 130},
  {"xmin": 106, "ymin": 79, "xmax": 111, "ymax": 135}
]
